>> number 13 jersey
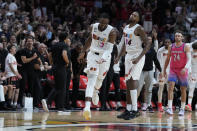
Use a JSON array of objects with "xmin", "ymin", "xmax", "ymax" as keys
[{"xmin": 123, "ymin": 24, "xmax": 143, "ymax": 55}]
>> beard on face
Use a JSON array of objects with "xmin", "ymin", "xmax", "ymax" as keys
[{"xmin": 128, "ymin": 18, "xmax": 133, "ymax": 23}]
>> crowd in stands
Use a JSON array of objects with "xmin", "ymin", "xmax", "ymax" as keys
[{"xmin": 0, "ymin": 0, "xmax": 197, "ymax": 111}]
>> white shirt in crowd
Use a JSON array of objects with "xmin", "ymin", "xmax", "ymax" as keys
[
  {"xmin": 5, "ymin": 53, "xmax": 17, "ymax": 78},
  {"xmin": 9, "ymin": 2, "xmax": 18, "ymax": 11},
  {"xmin": 157, "ymin": 46, "xmax": 169, "ymax": 72}
]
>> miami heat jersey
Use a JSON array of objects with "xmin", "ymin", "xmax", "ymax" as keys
[
  {"xmin": 157, "ymin": 46, "xmax": 169, "ymax": 70},
  {"xmin": 90, "ymin": 23, "xmax": 113, "ymax": 53},
  {"xmin": 123, "ymin": 24, "xmax": 143, "ymax": 55},
  {"xmin": 170, "ymin": 43, "xmax": 187, "ymax": 70}
]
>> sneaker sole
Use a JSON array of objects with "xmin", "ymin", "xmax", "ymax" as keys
[
  {"xmin": 41, "ymin": 100, "xmax": 49, "ymax": 112},
  {"xmin": 124, "ymin": 112, "xmax": 140, "ymax": 120},
  {"xmin": 166, "ymin": 111, "xmax": 173, "ymax": 115},
  {"xmin": 83, "ymin": 110, "xmax": 91, "ymax": 120},
  {"xmin": 178, "ymin": 113, "xmax": 184, "ymax": 116},
  {"xmin": 117, "ymin": 115, "xmax": 124, "ymax": 119},
  {"xmin": 117, "ymin": 112, "xmax": 128, "ymax": 119}
]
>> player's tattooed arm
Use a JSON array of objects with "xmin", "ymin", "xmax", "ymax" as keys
[{"xmin": 132, "ymin": 26, "xmax": 151, "ymax": 64}]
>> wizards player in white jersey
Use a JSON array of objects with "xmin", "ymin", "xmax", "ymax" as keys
[
  {"xmin": 115, "ymin": 12, "xmax": 151, "ymax": 120},
  {"xmin": 157, "ymin": 39, "xmax": 171, "ymax": 112},
  {"xmin": 185, "ymin": 40, "xmax": 197, "ymax": 111},
  {"xmin": 78, "ymin": 13, "xmax": 117, "ymax": 120}
]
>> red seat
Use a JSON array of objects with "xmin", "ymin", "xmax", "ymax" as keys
[
  {"xmin": 91, "ymin": 101, "xmax": 101, "ymax": 108},
  {"xmin": 69, "ymin": 80, "xmax": 73, "ymax": 90},
  {"xmin": 76, "ymin": 100, "xmax": 85, "ymax": 108},
  {"xmin": 120, "ymin": 101, "xmax": 126, "ymax": 107},
  {"xmin": 109, "ymin": 83, "xmax": 115, "ymax": 91},
  {"xmin": 79, "ymin": 75, "xmax": 88, "ymax": 89},
  {"xmin": 46, "ymin": 74, "xmax": 54, "ymax": 80},
  {"xmin": 120, "ymin": 77, "xmax": 126, "ymax": 90},
  {"xmin": 109, "ymin": 101, "xmax": 117, "ymax": 108}
]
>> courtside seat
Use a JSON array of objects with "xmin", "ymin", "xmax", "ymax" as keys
[
  {"xmin": 76, "ymin": 100, "xmax": 85, "ymax": 108},
  {"xmin": 69, "ymin": 80, "xmax": 73, "ymax": 90},
  {"xmin": 79, "ymin": 75, "xmax": 88, "ymax": 90},
  {"xmin": 109, "ymin": 83, "xmax": 115, "ymax": 91},
  {"xmin": 120, "ymin": 77, "xmax": 126, "ymax": 90}
]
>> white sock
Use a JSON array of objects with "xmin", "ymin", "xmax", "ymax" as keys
[
  {"xmin": 126, "ymin": 104, "xmax": 132, "ymax": 111},
  {"xmin": 181, "ymin": 102, "xmax": 185, "ymax": 109},
  {"xmin": 11, "ymin": 101, "xmax": 13, "ymax": 105},
  {"xmin": 188, "ymin": 98, "xmax": 192, "ymax": 105},
  {"xmin": 147, "ymin": 91, "xmax": 152, "ymax": 107},
  {"xmin": 168, "ymin": 100, "xmax": 172, "ymax": 109},
  {"xmin": 158, "ymin": 84, "xmax": 164, "ymax": 103},
  {"xmin": 130, "ymin": 89, "xmax": 137, "ymax": 111},
  {"xmin": 85, "ymin": 101, "xmax": 91, "ymax": 110}
]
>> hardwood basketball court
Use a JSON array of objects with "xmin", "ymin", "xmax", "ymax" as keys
[{"xmin": 0, "ymin": 110, "xmax": 197, "ymax": 130}]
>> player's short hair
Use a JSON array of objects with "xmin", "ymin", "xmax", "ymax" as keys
[
  {"xmin": 99, "ymin": 13, "xmax": 109, "ymax": 19},
  {"xmin": 174, "ymin": 30, "xmax": 183, "ymax": 35},
  {"xmin": 7, "ymin": 45, "xmax": 15, "ymax": 52},
  {"xmin": 192, "ymin": 42, "xmax": 197, "ymax": 50},
  {"xmin": 135, "ymin": 11, "xmax": 141, "ymax": 21}
]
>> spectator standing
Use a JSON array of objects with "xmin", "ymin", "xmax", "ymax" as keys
[
  {"xmin": 42, "ymin": 32, "xmax": 69, "ymax": 112},
  {"xmin": 5, "ymin": 45, "xmax": 22, "ymax": 108}
]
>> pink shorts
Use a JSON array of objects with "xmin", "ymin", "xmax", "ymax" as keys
[{"xmin": 168, "ymin": 68, "xmax": 188, "ymax": 86}]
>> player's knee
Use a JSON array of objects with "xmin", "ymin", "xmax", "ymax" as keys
[
  {"xmin": 167, "ymin": 86, "xmax": 174, "ymax": 92},
  {"xmin": 15, "ymin": 89, "xmax": 19, "ymax": 94},
  {"xmin": 180, "ymin": 86, "xmax": 186, "ymax": 92},
  {"xmin": 168, "ymin": 82, "xmax": 174, "ymax": 88},
  {"xmin": 85, "ymin": 67, "xmax": 98, "ymax": 76}
]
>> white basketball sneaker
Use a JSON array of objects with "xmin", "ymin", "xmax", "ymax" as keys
[
  {"xmin": 178, "ymin": 108, "xmax": 185, "ymax": 116},
  {"xmin": 166, "ymin": 108, "xmax": 173, "ymax": 115},
  {"xmin": 41, "ymin": 99, "xmax": 49, "ymax": 112},
  {"xmin": 92, "ymin": 89, "xmax": 99, "ymax": 105},
  {"xmin": 83, "ymin": 108, "xmax": 91, "ymax": 120}
]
